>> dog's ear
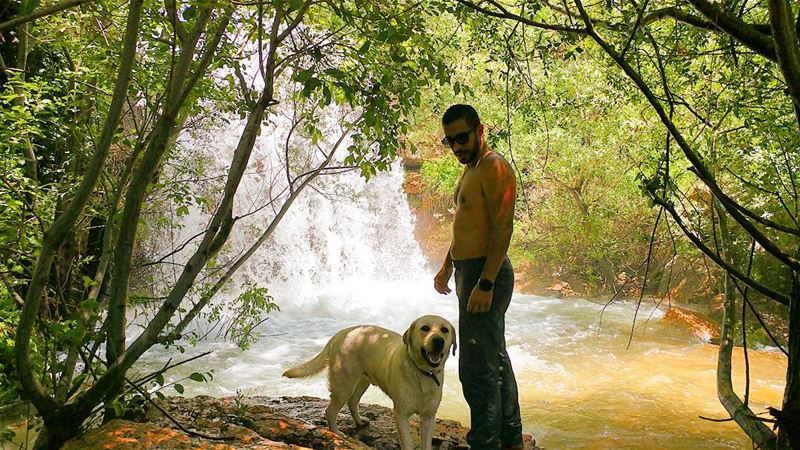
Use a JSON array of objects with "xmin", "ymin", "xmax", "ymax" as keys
[
  {"xmin": 451, "ymin": 327, "xmax": 458, "ymax": 356},
  {"xmin": 403, "ymin": 319, "xmax": 417, "ymax": 346}
]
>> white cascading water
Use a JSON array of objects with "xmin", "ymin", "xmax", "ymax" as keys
[
  {"xmin": 158, "ymin": 103, "xmax": 446, "ymax": 324},
  {"xmin": 137, "ymin": 101, "xmax": 465, "ymax": 410},
  {"xmin": 136, "ymin": 105, "xmax": 788, "ymax": 449}
]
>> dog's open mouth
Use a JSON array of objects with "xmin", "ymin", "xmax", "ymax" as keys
[{"xmin": 421, "ymin": 347, "xmax": 444, "ymax": 367}]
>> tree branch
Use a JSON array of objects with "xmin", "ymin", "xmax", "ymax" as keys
[
  {"xmin": 14, "ymin": 0, "xmax": 145, "ymax": 419},
  {"xmin": 651, "ymin": 192, "xmax": 791, "ymax": 306},
  {"xmin": 768, "ymin": 0, "xmax": 800, "ymax": 111},
  {"xmin": 454, "ymin": 0, "xmax": 588, "ymax": 33},
  {"xmin": 686, "ymin": 0, "xmax": 777, "ymax": 62},
  {"xmin": 0, "ymin": 0, "xmax": 93, "ymax": 33}
]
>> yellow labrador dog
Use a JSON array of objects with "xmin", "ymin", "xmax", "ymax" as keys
[{"xmin": 283, "ymin": 314, "xmax": 456, "ymax": 450}]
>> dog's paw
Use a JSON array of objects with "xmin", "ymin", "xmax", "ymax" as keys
[{"xmin": 354, "ymin": 417, "xmax": 371, "ymax": 428}]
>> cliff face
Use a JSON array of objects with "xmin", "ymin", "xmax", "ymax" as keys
[{"xmin": 63, "ymin": 395, "xmax": 537, "ymax": 450}]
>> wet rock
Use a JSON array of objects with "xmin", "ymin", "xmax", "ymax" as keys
[
  {"xmin": 544, "ymin": 280, "xmax": 578, "ymax": 298},
  {"xmin": 662, "ymin": 307, "xmax": 720, "ymax": 343}
]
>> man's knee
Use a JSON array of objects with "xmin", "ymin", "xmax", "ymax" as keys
[{"xmin": 459, "ymin": 338, "xmax": 499, "ymax": 384}]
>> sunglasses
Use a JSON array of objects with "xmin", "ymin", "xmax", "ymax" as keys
[{"xmin": 441, "ymin": 127, "xmax": 476, "ymax": 148}]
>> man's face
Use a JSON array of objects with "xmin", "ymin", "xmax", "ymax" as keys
[{"xmin": 442, "ymin": 118, "xmax": 482, "ymax": 165}]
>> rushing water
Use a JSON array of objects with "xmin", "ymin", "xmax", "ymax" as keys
[{"xmin": 131, "ymin": 131, "xmax": 788, "ymax": 449}]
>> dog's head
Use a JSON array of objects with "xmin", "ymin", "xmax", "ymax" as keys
[{"xmin": 403, "ymin": 314, "xmax": 456, "ymax": 369}]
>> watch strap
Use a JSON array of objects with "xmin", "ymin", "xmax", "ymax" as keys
[{"xmin": 478, "ymin": 278, "xmax": 494, "ymax": 291}]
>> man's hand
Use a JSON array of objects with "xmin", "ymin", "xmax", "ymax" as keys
[
  {"xmin": 434, "ymin": 265, "xmax": 453, "ymax": 294},
  {"xmin": 467, "ymin": 286, "xmax": 492, "ymax": 313}
]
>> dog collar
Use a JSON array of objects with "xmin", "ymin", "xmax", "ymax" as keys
[{"xmin": 419, "ymin": 369, "xmax": 441, "ymax": 386}]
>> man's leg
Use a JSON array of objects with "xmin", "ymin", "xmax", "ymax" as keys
[
  {"xmin": 494, "ymin": 260, "xmax": 523, "ymax": 448},
  {"xmin": 455, "ymin": 257, "xmax": 513, "ymax": 450}
]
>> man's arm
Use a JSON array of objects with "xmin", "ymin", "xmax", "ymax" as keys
[
  {"xmin": 479, "ymin": 156, "xmax": 516, "ymax": 283},
  {"xmin": 434, "ymin": 243, "xmax": 454, "ymax": 294}
]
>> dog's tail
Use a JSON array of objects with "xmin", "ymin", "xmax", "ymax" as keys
[{"xmin": 282, "ymin": 340, "xmax": 331, "ymax": 378}]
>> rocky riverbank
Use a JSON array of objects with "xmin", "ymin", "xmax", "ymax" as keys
[{"xmin": 62, "ymin": 395, "xmax": 539, "ymax": 450}]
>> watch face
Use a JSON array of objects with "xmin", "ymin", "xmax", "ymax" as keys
[{"xmin": 479, "ymin": 278, "xmax": 493, "ymax": 291}]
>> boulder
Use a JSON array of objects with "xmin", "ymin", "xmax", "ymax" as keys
[{"xmin": 661, "ymin": 307, "xmax": 720, "ymax": 343}]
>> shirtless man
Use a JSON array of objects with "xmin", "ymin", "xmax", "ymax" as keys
[{"xmin": 434, "ymin": 104, "xmax": 524, "ymax": 450}]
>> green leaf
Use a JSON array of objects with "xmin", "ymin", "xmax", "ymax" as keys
[
  {"xmin": 294, "ymin": 69, "xmax": 313, "ymax": 83},
  {"xmin": 322, "ymin": 85, "xmax": 331, "ymax": 106},
  {"xmin": 81, "ymin": 275, "xmax": 95, "ymax": 288},
  {"xmin": 189, "ymin": 372, "xmax": 205, "ymax": 382},
  {"xmin": 174, "ymin": 383, "xmax": 184, "ymax": 394},
  {"xmin": 112, "ymin": 399, "xmax": 125, "ymax": 418},
  {"xmin": 183, "ymin": 6, "xmax": 197, "ymax": 20},
  {"xmin": 21, "ymin": 0, "xmax": 37, "ymax": 15}
]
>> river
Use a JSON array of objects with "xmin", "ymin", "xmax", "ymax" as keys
[{"xmin": 132, "ymin": 121, "xmax": 787, "ymax": 449}]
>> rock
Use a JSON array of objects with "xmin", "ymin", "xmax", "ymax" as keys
[
  {"xmin": 661, "ymin": 307, "xmax": 720, "ymax": 343},
  {"xmin": 545, "ymin": 281, "xmax": 578, "ymax": 298},
  {"xmin": 61, "ymin": 418, "xmax": 302, "ymax": 449},
  {"xmin": 64, "ymin": 395, "xmax": 540, "ymax": 450}
]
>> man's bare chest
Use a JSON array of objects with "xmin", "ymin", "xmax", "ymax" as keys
[{"xmin": 454, "ymin": 170, "xmax": 483, "ymax": 209}]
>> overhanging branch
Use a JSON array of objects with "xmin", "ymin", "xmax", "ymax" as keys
[
  {"xmin": 0, "ymin": 0, "xmax": 93, "ymax": 33},
  {"xmin": 652, "ymin": 192, "xmax": 791, "ymax": 306},
  {"xmin": 687, "ymin": 0, "xmax": 777, "ymax": 62},
  {"xmin": 454, "ymin": 0, "xmax": 588, "ymax": 33}
]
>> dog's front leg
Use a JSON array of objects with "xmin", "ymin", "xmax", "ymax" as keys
[
  {"xmin": 419, "ymin": 413, "xmax": 435, "ymax": 450},
  {"xmin": 393, "ymin": 409, "xmax": 414, "ymax": 450}
]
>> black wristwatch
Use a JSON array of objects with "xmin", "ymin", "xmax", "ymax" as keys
[{"xmin": 478, "ymin": 278, "xmax": 494, "ymax": 291}]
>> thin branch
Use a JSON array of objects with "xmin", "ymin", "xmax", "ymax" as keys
[
  {"xmin": 741, "ymin": 239, "xmax": 756, "ymax": 407},
  {"xmin": 686, "ymin": 0, "xmax": 777, "ymax": 62},
  {"xmin": 732, "ymin": 279, "xmax": 790, "ymax": 355},
  {"xmin": 130, "ymin": 351, "xmax": 212, "ymax": 388},
  {"xmin": 140, "ymin": 228, "xmax": 211, "ymax": 268},
  {"xmin": 627, "ymin": 207, "xmax": 662, "ymax": 349},
  {"xmin": 455, "ymin": 0, "xmax": 588, "ymax": 33},
  {"xmin": 642, "ymin": 6, "xmax": 720, "ymax": 30},
  {"xmin": 0, "ymin": 0, "xmax": 93, "ymax": 33},
  {"xmin": 725, "ymin": 167, "xmax": 799, "ymax": 226},
  {"xmin": 123, "ymin": 374, "xmax": 232, "ymax": 440},
  {"xmin": 653, "ymin": 192, "xmax": 791, "ymax": 306},
  {"xmin": 621, "ymin": 0, "xmax": 650, "ymax": 58},
  {"xmin": 0, "ymin": 272, "xmax": 24, "ymax": 307}
]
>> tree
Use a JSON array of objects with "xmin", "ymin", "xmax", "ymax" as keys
[
  {"xmin": 1, "ymin": 0, "xmax": 449, "ymax": 447},
  {"xmin": 451, "ymin": 0, "xmax": 799, "ymax": 446}
]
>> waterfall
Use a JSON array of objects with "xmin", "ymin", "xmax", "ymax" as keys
[{"xmin": 144, "ymin": 104, "xmax": 436, "ymax": 334}]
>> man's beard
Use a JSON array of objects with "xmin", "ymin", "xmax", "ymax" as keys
[{"xmin": 454, "ymin": 143, "xmax": 480, "ymax": 165}]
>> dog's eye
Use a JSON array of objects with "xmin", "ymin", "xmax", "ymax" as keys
[
  {"xmin": 421, "ymin": 325, "xmax": 430, "ymax": 332},
  {"xmin": 441, "ymin": 327, "xmax": 449, "ymax": 333}
]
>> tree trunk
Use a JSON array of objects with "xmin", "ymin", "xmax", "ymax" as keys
[
  {"xmin": 714, "ymin": 198, "xmax": 777, "ymax": 448},
  {"xmin": 16, "ymin": 0, "xmax": 145, "ymax": 446},
  {"xmin": 776, "ymin": 267, "xmax": 800, "ymax": 448},
  {"xmin": 101, "ymin": 5, "xmax": 234, "ymax": 418},
  {"xmin": 32, "ymin": 416, "xmax": 81, "ymax": 450}
]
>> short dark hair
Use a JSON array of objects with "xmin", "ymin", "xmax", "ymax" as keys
[{"xmin": 442, "ymin": 104, "xmax": 480, "ymax": 128}]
